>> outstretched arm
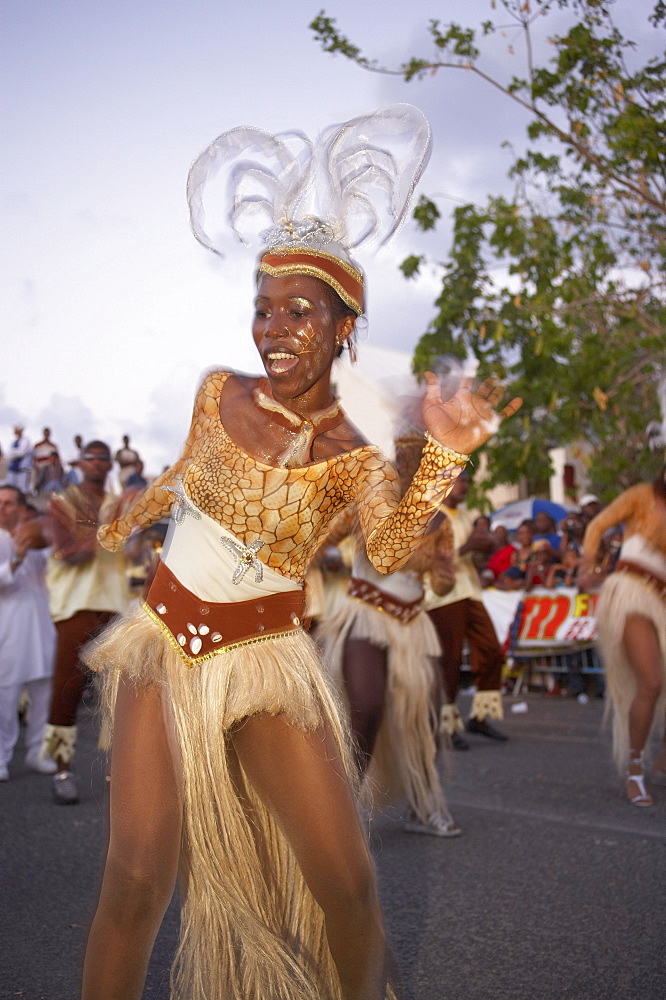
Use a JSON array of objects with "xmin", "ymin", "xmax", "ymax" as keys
[
  {"xmin": 401, "ymin": 512, "xmax": 454, "ymax": 575},
  {"xmin": 581, "ymin": 486, "xmax": 641, "ymax": 564},
  {"xmin": 97, "ymin": 375, "xmax": 217, "ymax": 551},
  {"xmin": 357, "ymin": 376, "xmax": 520, "ymax": 574}
]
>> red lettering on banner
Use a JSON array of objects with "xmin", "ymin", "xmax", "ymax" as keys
[
  {"xmin": 517, "ymin": 591, "xmax": 598, "ymax": 644},
  {"xmin": 541, "ymin": 596, "xmax": 571, "ymax": 640},
  {"xmin": 522, "ymin": 596, "xmax": 554, "ymax": 640}
]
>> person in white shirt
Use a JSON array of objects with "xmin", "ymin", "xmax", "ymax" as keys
[
  {"xmin": 0, "ymin": 485, "xmax": 57, "ymax": 780},
  {"xmin": 7, "ymin": 425, "xmax": 33, "ymax": 494}
]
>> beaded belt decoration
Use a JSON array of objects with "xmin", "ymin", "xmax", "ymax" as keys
[
  {"xmin": 144, "ymin": 560, "xmax": 306, "ymax": 667},
  {"xmin": 348, "ymin": 576, "xmax": 423, "ymax": 624},
  {"xmin": 615, "ymin": 560, "xmax": 666, "ymax": 603}
]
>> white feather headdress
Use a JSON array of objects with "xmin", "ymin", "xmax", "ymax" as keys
[{"xmin": 186, "ymin": 104, "xmax": 432, "ymax": 261}]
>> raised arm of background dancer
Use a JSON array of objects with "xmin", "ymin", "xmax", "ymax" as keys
[
  {"xmin": 581, "ymin": 487, "xmax": 640, "ymax": 565},
  {"xmin": 97, "ymin": 377, "xmax": 215, "ymax": 551}
]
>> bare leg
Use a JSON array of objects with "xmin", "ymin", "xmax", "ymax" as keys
[
  {"xmin": 342, "ymin": 639, "xmax": 388, "ymax": 774},
  {"xmin": 623, "ymin": 614, "xmax": 663, "ymax": 806},
  {"xmin": 81, "ymin": 679, "xmax": 183, "ymax": 999},
  {"xmin": 624, "ymin": 614, "xmax": 663, "ymax": 751},
  {"xmin": 232, "ymin": 713, "xmax": 387, "ymax": 1000}
]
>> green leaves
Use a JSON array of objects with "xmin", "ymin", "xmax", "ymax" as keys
[
  {"xmin": 311, "ymin": 1, "xmax": 666, "ymax": 498},
  {"xmin": 412, "ymin": 196, "xmax": 441, "ymax": 231}
]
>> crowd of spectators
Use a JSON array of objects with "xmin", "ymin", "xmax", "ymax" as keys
[
  {"xmin": 475, "ymin": 496, "xmax": 615, "ymax": 595},
  {"xmin": 0, "ymin": 426, "xmax": 146, "ymax": 502}
]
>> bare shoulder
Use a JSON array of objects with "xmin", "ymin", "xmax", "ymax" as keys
[
  {"xmin": 218, "ymin": 370, "xmax": 259, "ymax": 402},
  {"xmin": 328, "ymin": 415, "xmax": 369, "ymax": 453}
]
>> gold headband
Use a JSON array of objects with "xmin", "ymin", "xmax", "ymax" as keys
[{"xmin": 258, "ymin": 246, "xmax": 364, "ymax": 315}]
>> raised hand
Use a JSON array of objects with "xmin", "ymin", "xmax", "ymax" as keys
[{"xmin": 421, "ymin": 371, "xmax": 522, "ymax": 455}]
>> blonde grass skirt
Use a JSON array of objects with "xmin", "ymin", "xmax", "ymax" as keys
[
  {"xmin": 596, "ymin": 573, "xmax": 666, "ymax": 774},
  {"xmin": 85, "ymin": 601, "xmax": 372, "ymax": 1000},
  {"xmin": 316, "ymin": 594, "xmax": 449, "ymax": 823}
]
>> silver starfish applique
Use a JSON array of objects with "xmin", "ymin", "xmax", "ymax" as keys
[
  {"xmin": 161, "ymin": 478, "xmax": 201, "ymax": 525},
  {"xmin": 220, "ymin": 537, "xmax": 264, "ymax": 585}
]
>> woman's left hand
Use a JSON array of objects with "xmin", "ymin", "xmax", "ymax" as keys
[{"xmin": 421, "ymin": 371, "xmax": 522, "ymax": 455}]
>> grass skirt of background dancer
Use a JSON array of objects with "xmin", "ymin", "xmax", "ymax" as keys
[
  {"xmin": 316, "ymin": 594, "xmax": 449, "ymax": 824},
  {"xmin": 84, "ymin": 601, "xmax": 390, "ymax": 1000},
  {"xmin": 596, "ymin": 572, "xmax": 666, "ymax": 774}
]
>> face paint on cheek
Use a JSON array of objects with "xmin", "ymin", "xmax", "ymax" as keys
[{"xmin": 294, "ymin": 323, "xmax": 327, "ymax": 378}]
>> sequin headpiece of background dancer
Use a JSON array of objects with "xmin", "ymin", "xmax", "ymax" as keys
[{"xmin": 186, "ymin": 104, "xmax": 433, "ymax": 318}]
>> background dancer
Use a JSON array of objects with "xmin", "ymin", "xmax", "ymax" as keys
[
  {"xmin": 317, "ymin": 434, "xmax": 460, "ymax": 838},
  {"xmin": 41, "ymin": 441, "xmax": 130, "ymax": 804},
  {"xmin": 581, "ymin": 465, "xmax": 666, "ymax": 806},
  {"xmin": 426, "ymin": 470, "xmax": 509, "ymax": 749},
  {"xmin": 79, "ymin": 107, "xmax": 521, "ymax": 1000}
]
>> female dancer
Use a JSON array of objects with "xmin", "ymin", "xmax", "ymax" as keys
[
  {"xmin": 581, "ymin": 466, "xmax": 666, "ymax": 806},
  {"xmin": 80, "ymin": 109, "xmax": 521, "ymax": 1000},
  {"xmin": 317, "ymin": 433, "xmax": 461, "ymax": 837}
]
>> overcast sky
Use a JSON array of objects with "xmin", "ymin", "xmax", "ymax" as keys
[{"xmin": 1, "ymin": 0, "xmax": 660, "ymax": 473}]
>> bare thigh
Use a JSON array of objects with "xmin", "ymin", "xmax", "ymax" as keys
[
  {"xmin": 106, "ymin": 677, "xmax": 183, "ymax": 892},
  {"xmin": 623, "ymin": 614, "xmax": 663, "ymax": 695},
  {"xmin": 81, "ymin": 680, "xmax": 184, "ymax": 1000},
  {"xmin": 231, "ymin": 713, "xmax": 373, "ymax": 905}
]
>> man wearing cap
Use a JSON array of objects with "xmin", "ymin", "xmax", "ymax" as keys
[{"xmin": 579, "ymin": 494, "xmax": 603, "ymax": 527}]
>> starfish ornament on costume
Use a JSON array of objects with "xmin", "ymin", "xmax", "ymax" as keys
[
  {"xmin": 161, "ymin": 478, "xmax": 202, "ymax": 525},
  {"xmin": 220, "ymin": 537, "xmax": 265, "ymax": 585}
]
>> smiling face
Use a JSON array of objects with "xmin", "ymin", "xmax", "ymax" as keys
[{"xmin": 252, "ymin": 273, "xmax": 355, "ymax": 410}]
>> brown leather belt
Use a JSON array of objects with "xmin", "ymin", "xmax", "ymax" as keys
[
  {"xmin": 144, "ymin": 560, "xmax": 306, "ymax": 667},
  {"xmin": 615, "ymin": 560, "xmax": 666, "ymax": 602},
  {"xmin": 348, "ymin": 576, "xmax": 422, "ymax": 624}
]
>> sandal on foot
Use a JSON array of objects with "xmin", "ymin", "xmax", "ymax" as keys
[{"xmin": 626, "ymin": 753, "xmax": 653, "ymax": 807}]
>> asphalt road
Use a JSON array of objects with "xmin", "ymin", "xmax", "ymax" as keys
[{"xmin": 1, "ymin": 690, "xmax": 665, "ymax": 1000}]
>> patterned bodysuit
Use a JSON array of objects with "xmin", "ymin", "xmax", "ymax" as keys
[{"xmin": 100, "ymin": 370, "xmax": 468, "ymax": 584}]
